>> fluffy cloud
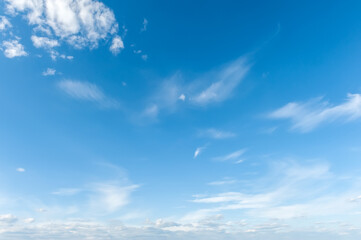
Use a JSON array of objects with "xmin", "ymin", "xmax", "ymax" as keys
[
  {"xmin": 31, "ymin": 35, "xmax": 60, "ymax": 48},
  {"xmin": 2, "ymin": 219, "xmax": 361, "ymax": 240},
  {"xmin": 0, "ymin": 16, "xmax": 12, "ymax": 30},
  {"xmin": 1, "ymin": 219, "xmax": 360, "ymax": 240},
  {"xmin": 269, "ymin": 93, "xmax": 361, "ymax": 132},
  {"xmin": 42, "ymin": 67, "xmax": 56, "ymax": 76},
  {"xmin": 5, "ymin": 0, "xmax": 122, "ymax": 51},
  {"xmin": 109, "ymin": 35, "xmax": 124, "ymax": 55},
  {"xmin": 90, "ymin": 183, "xmax": 139, "ymax": 212},
  {"xmin": 1, "ymin": 39, "xmax": 28, "ymax": 58}
]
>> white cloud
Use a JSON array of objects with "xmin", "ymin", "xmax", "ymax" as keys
[
  {"xmin": 199, "ymin": 128, "xmax": 236, "ymax": 139},
  {"xmin": 143, "ymin": 104, "xmax": 159, "ymax": 118},
  {"xmin": 350, "ymin": 195, "xmax": 361, "ymax": 202},
  {"xmin": 208, "ymin": 178, "xmax": 237, "ymax": 186},
  {"xmin": 269, "ymin": 93, "xmax": 361, "ymax": 132},
  {"xmin": 191, "ymin": 57, "xmax": 250, "ymax": 105},
  {"xmin": 140, "ymin": 18, "xmax": 148, "ymax": 32},
  {"xmin": 31, "ymin": 35, "xmax": 60, "ymax": 48},
  {"xmin": 213, "ymin": 149, "xmax": 246, "ymax": 162},
  {"xmin": 142, "ymin": 75, "xmax": 183, "ymax": 119},
  {"xmin": 90, "ymin": 183, "xmax": 139, "ymax": 212},
  {"xmin": 141, "ymin": 54, "xmax": 148, "ymax": 61},
  {"xmin": 194, "ymin": 147, "xmax": 205, "ymax": 159},
  {"xmin": 0, "ymin": 214, "xmax": 17, "ymax": 224},
  {"xmin": 0, "ymin": 16, "xmax": 12, "ymax": 31},
  {"xmin": 49, "ymin": 50, "xmax": 73, "ymax": 60},
  {"xmin": 52, "ymin": 188, "xmax": 82, "ymax": 196},
  {"xmin": 179, "ymin": 94, "xmax": 186, "ymax": 101},
  {"xmin": 185, "ymin": 161, "xmax": 361, "ymax": 224},
  {"xmin": 5, "ymin": 0, "xmax": 121, "ymax": 51},
  {"xmin": 42, "ymin": 68, "xmax": 56, "ymax": 76},
  {"xmin": 144, "ymin": 57, "xmax": 250, "ymax": 119},
  {"xmin": 1, "ymin": 219, "xmax": 359, "ymax": 240},
  {"xmin": 110, "ymin": 35, "xmax": 124, "ymax": 55},
  {"xmin": 58, "ymin": 80, "xmax": 104, "ymax": 101},
  {"xmin": 16, "ymin": 168, "xmax": 25, "ymax": 172},
  {"xmin": 23, "ymin": 218, "xmax": 35, "ymax": 223},
  {"xmin": 1, "ymin": 39, "xmax": 28, "ymax": 58}
]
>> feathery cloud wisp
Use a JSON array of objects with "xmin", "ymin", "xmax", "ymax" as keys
[
  {"xmin": 194, "ymin": 147, "xmax": 205, "ymax": 159},
  {"xmin": 140, "ymin": 18, "xmax": 148, "ymax": 32},
  {"xmin": 199, "ymin": 128, "xmax": 236, "ymax": 139},
  {"xmin": 213, "ymin": 149, "xmax": 246, "ymax": 162},
  {"xmin": 269, "ymin": 93, "xmax": 361, "ymax": 132},
  {"xmin": 191, "ymin": 57, "xmax": 250, "ymax": 105},
  {"xmin": 58, "ymin": 80, "xmax": 104, "ymax": 102},
  {"xmin": 0, "ymin": 16, "xmax": 11, "ymax": 31}
]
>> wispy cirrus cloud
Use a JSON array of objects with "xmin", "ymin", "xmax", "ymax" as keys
[
  {"xmin": 51, "ymin": 188, "xmax": 82, "ymax": 196},
  {"xmin": 184, "ymin": 161, "xmax": 361, "ymax": 225},
  {"xmin": 208, "ymin": 178, "xmax": 237, "ymax": 186},
  {"xmin": 140, "ymin": 18, "xmax": 148, "ymax": 32},
  {"xmin": 142, "ymin": 56, "xmax": 251, "ymax": 119},
  {"xmin": 57, "ymin": 80, "xmax": 119, "ymax": 108},
  {"xmin": 0, "ymin": 16, "xmax": 12, "ymax": 31},
  {"xmin": 58, "ymin": 80, "xmax": 104, "ymax": 101},
  {"xmin": 1, "ymin": 39, "xmax": 27, "ymax": 58},
  {"xmin": 199, "ymin": 128, "xmax": 236, "ymax": 139},
  {"xmin": 194, "ymin": 147, "xmax": 206, "ymax": 159},
  {"xmin": 90, "ymin": 183, "xmax": 139, "ymax": 213},
  {"xmin": 191, "ymin": 57, "xmax": 250, "ymax": 105},
  {"xmin": 268, "ymin": 93, "xmax": 361, "ymax": 132},
  {"xmin": 213, "ymin": 149, "xmax": 246, "ymax": 163}
]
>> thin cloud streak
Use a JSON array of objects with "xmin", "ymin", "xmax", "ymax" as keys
[
  {"xmin": 269, "ymin": 93, "xmax": 361, "ymax": 132},
  {"xmin": 199, "ymin": 128, "xmax": 236, "ymax": 139},
  {"xmin": 213, "ymin": 149, "xmax": 246, "ymax": 162},
  {"xmin": 191, "ymin": 57, "xmax": 250, "ymax": 105},
  {"xmin": 57, "ymin": 80, "xmax": 119, "ymax": 108}
]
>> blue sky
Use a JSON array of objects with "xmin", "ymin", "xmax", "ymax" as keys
[{"xmin": 1, "ymin": 0, "xmax": 361, "ymax": 239}]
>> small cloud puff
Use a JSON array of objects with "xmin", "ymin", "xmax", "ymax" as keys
[
  {"xmin": 110, "ymin": 35, "xmax": 124, "ymax": 55},
  {"xmin": 42, "ymin": 68, "xmax": 56, "ymax": 76}
]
